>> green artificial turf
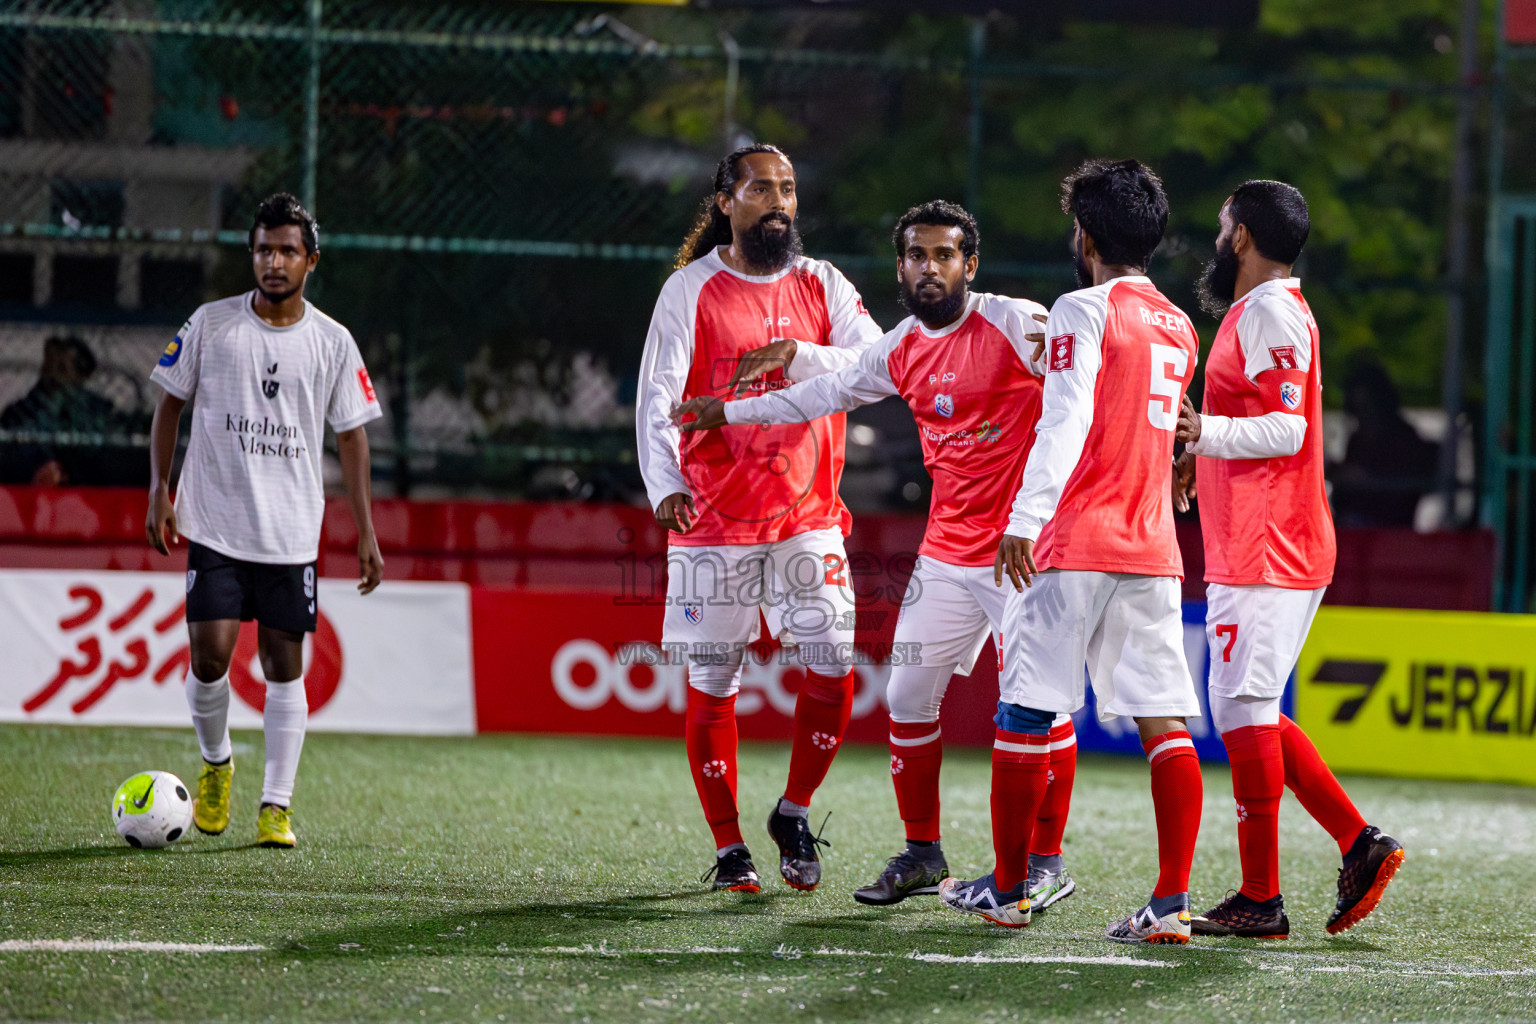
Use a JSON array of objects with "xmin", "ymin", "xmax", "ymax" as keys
[{"xmin": 0, "ymin": 724, "xmax": 1533, "ymax": 1023}]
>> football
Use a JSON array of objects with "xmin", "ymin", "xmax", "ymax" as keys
[{"xmin": 111, "ymin": 771, "xmax": 194, "ymax": 849}]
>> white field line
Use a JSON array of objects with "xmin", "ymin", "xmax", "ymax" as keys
[
  {"xmin": 0, "ymin": 939, "xmax": 265, "ymax": 954},
  {"xmin": 2, "ymin": 938, "xmax": 1530, "ymax": 979},
  {"xmin": 536, "ymin": 944, "xmax": 1173, "ymax": 968},
  {"xmin": 1202, "ymin": 945, "xmax": 1536, "ymax": 979}
]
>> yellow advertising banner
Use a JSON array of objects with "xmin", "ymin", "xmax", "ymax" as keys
[{"xmin": 1295, "ymin": 606, "xmax": 1536, "ymax": 787}]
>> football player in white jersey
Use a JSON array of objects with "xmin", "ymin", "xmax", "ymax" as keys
[{"xmin": 145, "ymin": 193, "xmax": 384, "ymax": 848}]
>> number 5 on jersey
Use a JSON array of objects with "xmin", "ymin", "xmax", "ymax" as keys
[{"xmin": 1147, "ymin": 342, "xmax": 1190, "ymax": 430}]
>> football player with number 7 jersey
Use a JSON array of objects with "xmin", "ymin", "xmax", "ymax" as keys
[
  {"xmin": 941, "ymin": 160, "xmax": 1205, "ymax": 943},
  {"xmin": 1176, "ymin": 180, "xmax": 1404, "ymax": 940}
]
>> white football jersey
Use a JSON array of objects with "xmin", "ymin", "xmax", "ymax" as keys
[{"xmin": 149, "ymin": 292, "xmax": 382, "ymax": 564}]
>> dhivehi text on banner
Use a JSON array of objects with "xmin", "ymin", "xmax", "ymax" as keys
[{"xmin": 0, "ymin": 569, "xmax": 476, "ymax": 735}]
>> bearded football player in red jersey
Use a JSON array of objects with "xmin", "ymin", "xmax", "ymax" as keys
[
  {"xmin": 1175, "ymin": 180, "xmax": 1404, "ymax": 938},
  {"xmin": 943, "ymin": 160, "xmax": 1205, "ymax": 943},
  {"xmin": 637, "ymin": 145, "xmax": 882, "ymax": 893},
  {"xmin": 672, "ymin": 200, "xmax": 1081, "ymax": 912}
]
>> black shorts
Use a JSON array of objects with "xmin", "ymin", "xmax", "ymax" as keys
[{"xmin": 184, "ymin": 541, "xmax": 318, "ymax": 634}]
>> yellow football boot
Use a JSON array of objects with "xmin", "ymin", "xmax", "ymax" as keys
[
  {"xmin": 257, "ymin": 804, "xmax": 297, "ymax": 848},
  {"xmin": 191, "ymin": 760, "xmax": 233, "ymax": 836}
]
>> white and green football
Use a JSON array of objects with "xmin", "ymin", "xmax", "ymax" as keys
[{"xmin": 112, "ymin": 771, "xmax": 193, "ymax": 849}]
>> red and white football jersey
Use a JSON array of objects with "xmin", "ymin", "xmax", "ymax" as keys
[
  {"xmin": 726, "ymin": 292, "xmax": 1048, "ymax": 566},
  {"xmin": 1008, "ymin": 276, "xmax": 1198, "ymax": 578},
  {"xmin": 1193, "ymin": 278, "xmax": 1335, "ymax": 587},
  {"xmin": 636, "ymin": 247, "xmax": 880, "ymax": 546}
]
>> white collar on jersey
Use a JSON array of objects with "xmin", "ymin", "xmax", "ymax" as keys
[
  {"xmin": 243, "ymin": 290, "xmax": 313, "ymax": 332},
  {"xmin": 912, "ymin": 290, "xmax": 981, "ymax": 339},
  {"xmin": 1244, "ymin": 276, "xmax": 1303, "ymax": 301},
  {"xmin": 704, "ymin": 245, "xmax": 802, "ymax": 283}
]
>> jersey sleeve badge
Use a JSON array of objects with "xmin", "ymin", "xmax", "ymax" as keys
[
  {"xmin": 1269, "ymin": 346, "xmax": 1298, "ymax": 370},
  {"xmin": 158, "ymin": 322, "xmax": 190, "ymax": 367},
  {"xmin": 1049, "ymin": 334, "xmax": 1075, "ymax": 373},
  {"xmin": 1280, "ymin": 381, "xmax": 1301, "ymax": 410},
  {"xmin": 358, "ymin": 368, "xmax": 377, "ymax": 403}
]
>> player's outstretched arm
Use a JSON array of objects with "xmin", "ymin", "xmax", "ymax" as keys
[
  {"xmin": 336, "ymin": 426, "xmax": 383, "ymax": 594},
  {"xmin": 145, "ymin": 389, "xmax": 186, "ymax": 555},
  {"xmin": 727, "ymin": 338, "xmax": 800, "ymax": 396}
]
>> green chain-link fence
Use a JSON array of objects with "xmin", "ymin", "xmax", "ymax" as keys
[{"xmin": 0, "ymin": 1, "xmax": 1475, "ymax": 522}]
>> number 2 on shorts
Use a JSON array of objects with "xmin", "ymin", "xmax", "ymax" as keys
[{"xmin": 823, "ymin": 553, "xmax": 847, "ymax": 587}]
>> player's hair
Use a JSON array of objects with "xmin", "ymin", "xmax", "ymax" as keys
[
  {"xmin": 1059, "ymin": 158, "xmax": 1168, "ymax": 270},
  {"xmin": 248, "ymin": 192, "xmax": 319, "ymax": 255},
  {"xmin": 674, "ymin": 144, "xmax": 790, "ymax": 269},
  {"xmin": 1226, "ymin": 179, "xmax": 1310, "ymax": 266},
  {"xmin": 891, "ymin": 200, "xmax": 980, "ymax": 260}
]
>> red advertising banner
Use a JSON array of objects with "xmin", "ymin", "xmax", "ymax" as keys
[
  {"xmin": 1510, "ymin": 0, "xmax": 1536, "ymax": 43},
  {"xmin": 469, "ymin": 587, "xmax": 1005, "ymax": 747}
]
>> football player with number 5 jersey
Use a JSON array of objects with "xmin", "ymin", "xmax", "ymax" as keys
[
  {"xmin": 941, "ymin": 160, "xmax": 1206, "ymax": 942},
  {"xmin": 1176, "ymin": 180, "xmax": 1404, "ymax": 939},
  {"xmin": 145, "ymin": 193, "xmax": 384, "ymax": 850},
  {"xmin": 671, "ymin": 201, "xmax": 1080, "ymax": 913}
]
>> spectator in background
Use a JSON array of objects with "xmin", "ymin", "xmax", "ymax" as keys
[
  {"xmin": 1329, "ymin": 357, "xmax": 1437, "ymax": 528},
  {"xmin": 0, "ymin": 335, "xmax": 130, "ymax": 486}
]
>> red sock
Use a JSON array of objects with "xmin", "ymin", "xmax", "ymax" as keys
[
  {"xmin": 1222, "ymin": 724, "xmax": 1283, "ymax": 901},
  {"xmin": 686, "ymin": 687, "xmax": 741, "ymax": 850},
  {"xmin": 889, "ymin": 718, "xmax": 943, "ymax": 842},
  {"xmin": 1144, "ymin": 729, "xmax": 1202, "ymax": 899},
  {"xmin": 991, "ymin": 728, "xmax": 1050, "ymax": 892},
  {"xmin": 1279, "ymin": 715, "xmax": 1367, "ymax": 855},
  {"xmin": 1030, "ymin": 717, "xmax": 1077, "ymax": 857},
  {"xmin": 783, "ymin": 669, "xmax": 855, "ymax": 807}
]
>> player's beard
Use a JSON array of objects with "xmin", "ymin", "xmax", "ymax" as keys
[
  {"xmin": 899, "ymin": 276, "xmax": 966, "ymax": 326},
  {"xmin": 738, "ymin": 213, "xmax": 802, "ymax": 272},
  {"xmin": 1071, "ymin": 234, "xmax": 1093, "ymax": 290},
  {"xmin": 1197, "ymin": 238, "xmax": 1241, "ymax": 317},
  {"xmin": 257, "ymin": 278, "xmax": 304, "ymax": 305}
]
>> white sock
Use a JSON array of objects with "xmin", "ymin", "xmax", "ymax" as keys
[
  {"xmin": 260, "ymin": 679, "xmax": 308, "ymax": 807},
  {"xmin": 777, "ymin": 797, "xmax": 810, "ymax": 818},
  {"xmin": 185, "ymin": 669, "xmax": 232, "ymax": 764}
]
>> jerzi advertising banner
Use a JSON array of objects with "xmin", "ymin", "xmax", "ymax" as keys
[
  {"xmin": 0, "ymin": 569, "xmax": 475, "ymax": 735},
  {"xmin": 1295, "ymin": 606, "xmax": 1536, "ymax": 787}
]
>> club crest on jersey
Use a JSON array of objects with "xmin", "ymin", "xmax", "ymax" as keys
[
  {"xmin": 1050, "ymin": 334, "xmax": 1075, "ymax": 372},
  {"xmin": 262, "ymin": 379, "xmax": 280, "ymax": 399},
  {"xmin": 1280, "ymin": 381, "xmax": 1301, "ymax": 410},
  {"xmin": 934, "ymin": 393, "xmax": 955, "ymax": 418},
  {"xmin": 1269, "ymin": 346, "xmax": 1298, "ymax": 370},
  {"xmin": 683, "ymin": 602, "xmax": 703, "ymax": 625}
]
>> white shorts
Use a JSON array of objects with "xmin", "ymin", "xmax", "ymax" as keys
[
  {"xmin": 662, "ymin": 526, "xmax": 856, "ymax": 672},
  {"xmin": 892, "ymin": 556, "xmax": 1002, "ymax": 678},
  {"xmin": 1001, "ymin": 569, "xmax": 1199, "ymax": 724},
  {"xmin": 1204, "ymin": 583, "xmax": 1326, "ymax": 700},
  {"xmin": 887, "ymin": 556, "xmax": 1071, "ymax": 727}
]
